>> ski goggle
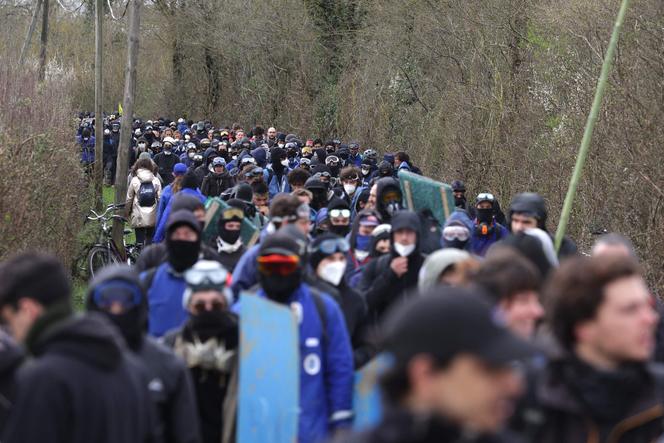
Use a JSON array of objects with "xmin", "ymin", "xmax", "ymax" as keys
[
  {"xmin": 185, "ymin": 266, "xmax": 231, "ymax": 287},
  {"xmin": 476, "ymin": 192, "xmax": 495, "ymax": 203},
  {"xmin": 325, "ymin": 156, "xmax": 340, "ymax": 166},
  {"xmin": 221, "ymin": 207, "xmax": 244, "ymax": 221},
  {"xmin": 92, "ymin": 281, "xmax": 143, "ymax": 311},
  {"xmin": 443, "ymin": 226, "xmax": 470, "ymax": 242},
  {"xmin": 316, "ymin": 172, "xmax": 331, "ymax": 180},
  {"xmin": 309, "ymin": 238, "xmax": 350, "ymax": 255},
  {"xmin": 257, "ymin": 254, "xmax": 300, "ymax": 276},
  {"xmin": 299, "ymin": 158, "xmax": 311, "ymax": 166},
  {"xmin": 245, "ymin": 167, "xmax": 263, "ymax": 178},
  {"xmin": 329, "ymin": 209, "xmax": 351, "ymax": 219}
]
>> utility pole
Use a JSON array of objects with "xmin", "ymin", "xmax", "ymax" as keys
[
  {"xmin": 113, "ymin": 0, "xmax": 142, "ymax": 257},
  {"xmin": 94, "ymin": 0, "xmax": 104, "ymax": 206},
  {"xmin": 37, "ymin": 0, "xmax": 49, "ymax": 81},
  {"xmin": 19, "ymin": 0, "xmax": 43, "ymax": 66}
]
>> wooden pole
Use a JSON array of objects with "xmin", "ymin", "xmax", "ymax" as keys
[
  {"xmin": 19, "ymin": 0, "xmax": 43, "ymax": 66},
  {"xmin": 37, "ymin": 0, "xmax": 49, "ymax": 81},
  {"xmin": 113, "ymin": 0, "xmax": 142, "ymax": 257},
  {"xmin": 94, "ymin": 0, "xmax": 104, "ymax": 207},
  {"xmin": 554, "ymin": 0, "xmax": 632, "ymax": 252}
]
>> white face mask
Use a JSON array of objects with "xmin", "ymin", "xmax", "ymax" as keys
[
  {"xmin": 280, "ymin": 159, "xmax": 289, "ymax": 167},
  {"xmin": 343, "ymin": 183, "xmax": 357, "ymax": 195},
  {"xmin": 278, "ymin": 143, "xmax": 285, "ymax": 148},
  {"xmin": 184, "ymin": 135, "xmax": 191, "ymax": 141},
  {"xmin": 319, "ymin": 261, "xmax": 346, "ymax": 286},
  {"xmin": 188, "ymin": 152, "xmax": 195, "ymax": 159},
  {"xmin": 354, "ymin": 250, "xmax": 369, "ymax": 262},
  {"xmin": 394, "ymin": 242, "xmax": 415, "ymax": 257}
]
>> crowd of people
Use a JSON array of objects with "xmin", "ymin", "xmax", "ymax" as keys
[{"xmin": 0, "ymin": 114, "xmax": 661, "ymax": 443}]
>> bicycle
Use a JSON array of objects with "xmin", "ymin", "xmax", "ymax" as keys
[{"xmin": 82, "ymin": 203, "xmax": 141, "ymax": 278}]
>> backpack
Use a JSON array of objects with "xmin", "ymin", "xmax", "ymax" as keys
[{"xmin": 137, "ymin": 181, "xmax": 157, "ymax": 207}]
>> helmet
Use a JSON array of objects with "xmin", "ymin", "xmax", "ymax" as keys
[{"xmin": 363, "ymin": 149, "xmax": 378, "ymax": 161}]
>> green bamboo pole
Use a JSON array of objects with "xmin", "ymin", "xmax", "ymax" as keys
[{"xmin": 554, "ymin": 0, "xmax": 632, "ymax": 252}]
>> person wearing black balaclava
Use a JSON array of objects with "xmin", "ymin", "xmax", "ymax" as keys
[
  {"xmin": 266, "ymin": 146, "xmax": 291, "ymax": 199},
  {"xmin": 327, "ymin": 197, "xmax": 352, "ymax": 237},
  {"xmin": 144, "ymin": 209, "xmax": 203, "ymax": 337},
  {"xmin": 211, "ymin": 199, "xmax": 247, "ymax": 273},
  {"xmin": 305, "ymin": 176, "xmax": 329, "ymax": 212},
  {"xmin": 163, "ymin": 260, "xmax": 239, "ymax": 443},
  {"xmin": 359, "ymin": 210, "xmax": 425, "ymax": 327},
  {"xmin": 87, "ymin": 264, "xmax": 201, "ymax": 443},
  {"xmin": 374, "ymin": 177, "xmax": 403, "ymax": 223}
]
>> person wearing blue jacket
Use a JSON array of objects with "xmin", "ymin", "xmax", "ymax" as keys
[
  {"xmin": 264, "ymin": 147, "xmax": 291, "ymax": 199},
  {"xmin": 248, "ymin": 230, "xmax": 354, "ymax": 443},
  {"xmin": 77, "ymin": 128, "xmax": 95, "ymax": 171},
  {"xmin": 441, "ymin": 209, "xmax": 474, "ymax": 250},
  {"xmin": 143, "ymin": 210, "xmax": 203, "ymax": 337},
  {"xmin": 155, "ymin": 162, "xmax": 188, "ymax": 229},
  {"xmin": 153, "ymin": 171, "xmax": 206, "ymax": 243},
  {"xmin": 469, "ymin": 192, "xmax": 509, "ymax": 257}
]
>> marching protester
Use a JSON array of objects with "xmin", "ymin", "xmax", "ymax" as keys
[
  {"xmin": 8, "ymin": 116, "xmax": 660, "ymax": 443},
  {"xmin": 0, "ymin": 252, "xmax": 157, "ymax": 442}
]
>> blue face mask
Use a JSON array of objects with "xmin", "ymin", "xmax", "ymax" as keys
[{"xmin": 355, "ymin": 234, "xmax": 371, "ymax": 251}]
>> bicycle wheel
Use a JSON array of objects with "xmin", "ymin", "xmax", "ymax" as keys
[{"xmin": 87, "ymin": 246, "xmax": 117, "ymax": 278}]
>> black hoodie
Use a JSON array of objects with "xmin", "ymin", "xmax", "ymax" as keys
[
  {"xmin": 358, "ymin": 211, "xmax": 425, "ymax": 325},
  {"xmin": 374, "ymin": 177, "xmax": 403, "ymax": 223},
  {"xmin": 3, "ymin": 312, "xmax": 157, "ymax": 443},
  {"xmin": 0, "ymin": 331, "xmax": 23, "ymax": 433}
]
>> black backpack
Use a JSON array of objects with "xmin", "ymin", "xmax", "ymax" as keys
[{"xmin": 137, "ymin": 181, "xmax": 156, "ymax": 207}]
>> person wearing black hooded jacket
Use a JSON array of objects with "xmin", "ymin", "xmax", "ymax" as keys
[
  {"xmin": 508, "ymin": 192, "xmax": 577, "ymax": 259},
  {"xmin": 0, "ymin": 252, "xmax": 157, "ymax": 443},
  {"xmin": 373, "ymin": 177, "xmax": 403, "ymax": 223},
  {"xmin": 87, "ymin": 264, "xmax": 201, "ymax": 443},
  {"xmin": 209, "ymin": 199, "xmax": 247, "ymax": 273},
  {"xmin": 0, "ymin": 330, "xmax": 23, "ymax": 434},
  {"xmin": 358, "ymin": 210, "xmax": 425, "ymax": 326}
]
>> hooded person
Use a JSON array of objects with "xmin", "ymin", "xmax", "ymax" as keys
[
  {"xmin": 305, "ymin": 176, "xmax": 329, "ymax": 212},
  {"xmin": 153, "ymin": 171, "xmax": 206, "ymax": 243},
  {"xmin": 212, "ymin": 199, "xmax": 247, "ymax": 273},
  {"xmin": 347, "ymin": 210, "xmax": 382, "ymax": 271},
  {"xmin": 126, "ymin": 157, "xmax": 162, "ymax": 246},
  {"xmin": 86, "ymin": 265, "xmax": 201, "ymax": 443},
  {"xmin": 441, "ymin": 209, "xmax": 474, "ymax": 250},
  {"xmin": 153, "ymin": 139, "xmax": 180, "ymax": 186},
  {"xmin": 0, "ymin": 330, "xmax": 23, "ymax": 432},
  {"xmin": 359, "ymin": 210, "xmax": 425, "ymax": 326},
  {"xmin": 250, "ymin": 146, "xmax": 268, "ymax": 168},
  {"xmin": 469, "ymin": 193, "xmax": 509, "ymax": 257},
  {"xmin": 307, "ymin": 234, "xmax": 374, "ymax": 369},
  {"xmin": 246, "ymin": 231, "xmax": 354, "ymax": 443},
  {"xmin": 162, "ymin": 260, "xmax": 239, "ymax": 443},
  {"xmin": 374, "ymin": 177, "xmax": 403, "ymax": 223},
  {"xmin": 418, "ymin": 248, "xmax": 473, "ymax": 292},
  {"xmin": 201, "ymin": 156, "xmax": 236, "ymax": 197},
  {"xmin": 194, "ymin": 147, "xmax": 218, "ymax": 187},
  {"xmin": 0, "ymin": 253, "xmax": 156, "ymax": 443},
  {"xmin": 375, "ymin": 160, "xmax": 395, "ymax": 179},
  {"xmin": 508, "ymin": 192, "xmax": 577, "ymax": 258},
  {"xmin": 265, "ymin": 146, "xmax": 291, "ymax": 198},
  {"xmin": 327, "ymin": 197, "xmax": 352, "ymax": 237},
  {"xmin": 143, "ymin": 209, "xmax": 204, "ymax": 337}
]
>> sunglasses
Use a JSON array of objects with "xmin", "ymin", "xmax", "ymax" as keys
[
  {"xmin": 309, "ymin": 238, "xmax": 350, "ymax": 255},
  {"xmin": 92, "ymin": 281, "xmax": 142, "ymax": 311},
  {"xmin": 192, "ymin": 300, "xmax": 225, "ymax": 314},
  {"xmin": 257, "ymin": 254, "xmax": 300, "ymax": 276},
  {"xmin": 443, "ymin": 226, "xmax": 470, "ymax": 242},
  {"xmin": 329, "ymin": 209, "xmax": 351, "ymax": 219}
]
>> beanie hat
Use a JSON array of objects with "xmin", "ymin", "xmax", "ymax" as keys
[
  {"xmin": 171, "ymin": 194, "xmax": 205, "ymax": 213},
  {"xmin": 166, "ymin": 209, "xmax": 201, "ymax": 234}
]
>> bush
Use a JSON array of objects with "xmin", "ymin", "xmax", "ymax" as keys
[{"xmin": 0, "ymin": 63, "xmax": 93, "ymax": 269}]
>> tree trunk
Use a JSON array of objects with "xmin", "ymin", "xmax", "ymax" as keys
[
  {"xmin": 94, "ymin": 0, "xmax": 104, "ymax": 207},
  {"xmin": 113, "ymin": 0, "xmax": 142, "ymax": 257},
  {"xmin": 204, "ymin": 46, "xmax": 220, "ymax": 113},
  {"xmin": 19, "ymin": 0, "xmax": 43, "ymax": 66},
  {"xmin": 37, "ymin": 0, "xmax": 49, "ymax": 81}
]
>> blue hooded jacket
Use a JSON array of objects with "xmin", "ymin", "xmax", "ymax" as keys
[
  {"xmin": 152, "ymin": 188, "xmax": 206, "ymax": 243},
  {"xmin": 441, "ymin": 210, "xmax": 474, "ymax": 250},
  {"xmin": 236, "ymin": 284, "xmax": 354, "ymax": 443},
  {"xmin": 142, "ymin": 262, "xmax": 187, "ymax": 337},
  {"xmin": 77, "ymin": 134, "xmax": 96, "ymax": 164}
]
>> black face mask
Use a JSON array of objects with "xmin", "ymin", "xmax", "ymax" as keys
[
  {"xmin": 167, "ymin": 239, "xmax": 200, "ymax": 272},
  {"xmin": 219, "ymin": 225, "xmax": 241, "ymax": 244},
  {"xmin": 329, "ymin": 223, "xmax": 350, "ymax": 237},
  {"xmin": 103, "ymin": 308, "xmax": 145, "ymax": 351},
  {"xmin": 477, "ymin": 208, "xmax": 494, "ymax": 224},
  {"xmin": 329, "ymin": 165, "xmax": 341, "ymax": 177},
  {"xmin": 454, "ymin": 196, "xmax": 466, "ymax": 208},
  {"xmin": 259, "ymin": 271, "xmax": 302, "ymax": 304},
  {"xmin": 190, "ymin": 310, "xmax": 238, "ymax": 343},
  {"xmin": 311, "ymin": 191, "xmax": 328, "ymax": 211},
  {"xmin": 447, "ymin": 239, "xmax": 468, "ymax": 250}
]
